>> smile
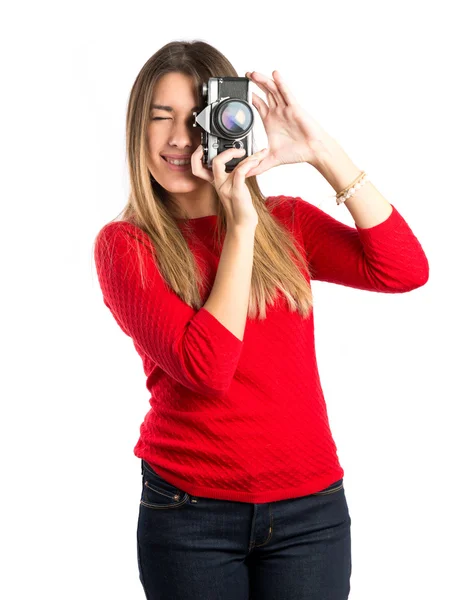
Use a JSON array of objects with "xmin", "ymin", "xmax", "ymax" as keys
[{"xmin": 161, "ymin": 156, "xmax": 192, "ymax": 171}]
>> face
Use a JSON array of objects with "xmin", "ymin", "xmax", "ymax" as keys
[{"xmin": 146, "ymin": 71, "xmax": 217, "ymax": 218}]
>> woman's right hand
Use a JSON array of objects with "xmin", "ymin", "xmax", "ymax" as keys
[{"xmin": 191, "ymin": 145, "xmax": 268, "ymax": 230}]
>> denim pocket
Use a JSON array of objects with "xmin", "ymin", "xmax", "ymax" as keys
[{"xmin": 140, "ymin": 460, "xmax": 190, "ymax": 509}]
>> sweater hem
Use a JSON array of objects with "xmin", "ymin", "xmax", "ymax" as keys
[{"xmin": 139, "ymin": 457, "xmax": 345, "ymax": 504}]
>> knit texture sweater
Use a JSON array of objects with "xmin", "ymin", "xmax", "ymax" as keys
[{"xmin": 94, "ymin": 195, "xmax": 429, "ymax": 503}]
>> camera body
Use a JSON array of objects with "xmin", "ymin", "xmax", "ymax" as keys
[{"xmin": 193, "ymin": 77, "xmax": 255, "ymax": 173}]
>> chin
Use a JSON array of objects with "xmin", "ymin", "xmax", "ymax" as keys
[{"xmin": 160, "ymin": 178, "xmax": 200, "ymax": 193}]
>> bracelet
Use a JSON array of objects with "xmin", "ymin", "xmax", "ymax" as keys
[{"xmin": 334, "ymin": 170, "xmax": 370, "ymax": 205}]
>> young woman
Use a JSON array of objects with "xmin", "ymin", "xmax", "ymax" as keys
[{"xmin": 94, "ymin": 39, "xmax": 429, "ymax": 600}]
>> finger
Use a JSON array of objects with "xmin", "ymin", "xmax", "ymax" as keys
[
  {"xmin": 232, "ymin": 154, "xmax": 265, "ymax": 188},
  {"xmin": 229, "ymin": 149, "xmax": 269, "ymax": 184},
  {"xmin": 251, "ymin": 92, "xmax": 269, "ymax": 120},
  {"xmin": 248, "ymin": 71, "xmax": 285, "ymax": 108},
  {"xmin": 245, "ymin": 159, "xmax": 266, "ymax": 178},
  {"xmin": 213, "ymin": 147, "xmax": 267, "ymax": 180},
  {"xmin": 266, "ymin": 72, "xmax": 286, "ymax": 106},
  {"xmin": 272, "ymin": 70, "xmax": 297, "ymax": 106},
  {"xmin": 247, "ymin": 71, "xmax": 277, "ymax": 110},
  {"xmin": 245, "ymin": 153, "xmax": 276, "ymax": 178},
  {"xmin": 234, "ymin": 147, "xmax": 268, "ymax": 169},
  {"xmin": 266, "ymin": 89, "xmax": 278, "ymax": 111},
  {"xmin": 190, "ymin": 145, "xmax": 214, "ymax": 184},
  {"xmin": 245, "ymin": 163, "xmax": 265, "ymax": 178},
  {"xmin": 211, "ymin": 147, "xmax": 247, "ymax": 187}
]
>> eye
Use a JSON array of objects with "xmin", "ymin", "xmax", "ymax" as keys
[{"xmin": 151, "ymin": 117, "xmax": 195, "ymax": 124}]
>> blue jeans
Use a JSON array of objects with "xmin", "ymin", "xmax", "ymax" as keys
[{"xmin": 137, "ymin": 459, "xmax": 352, "ymax": 599}]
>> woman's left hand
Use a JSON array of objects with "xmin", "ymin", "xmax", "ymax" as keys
[{"xmin": 244, "ymin": 70, "xmax": 333, "ymax": 177}]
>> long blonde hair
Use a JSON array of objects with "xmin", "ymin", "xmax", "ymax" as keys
[{"xmin": 94, "ymin": 39, "xmax": 314, "ymax": 320}]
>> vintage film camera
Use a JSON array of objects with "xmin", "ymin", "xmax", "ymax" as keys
[{"xmin": 193, "ymin": 77, "xmax": 255, "ymax": 173}]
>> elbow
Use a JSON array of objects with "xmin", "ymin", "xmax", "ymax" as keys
[
  {"xmin": 409, "ymin": 257, "xmax": 430, "ymax": 290},
  {"xmin": 197, "ymin": 365, "xmax": 238, "ymax": 397},
  {"xmin": 178, "ymin": 346, "xmax": 238, "ymax": 399},
  {"xmin": 415, "ymin": 268, "xmax": 429, "ymax": 289},
  {"xmin": 179, "ymin": 325, "xmax": 242, "ymax": 399},
  {"xmin": 395, "ymin": 270, "xmax": 429, "ymax": 293},
  {"xmin": 189, "ymin": 377, "xmax": 235, "ymax": 399},
  {"xmin": 206, "ymin": 382, "xmax": 234, "ymax": 399},
  {"xmin": 386, "ymin": 257, "xmax": 430, "ymax": 293}
]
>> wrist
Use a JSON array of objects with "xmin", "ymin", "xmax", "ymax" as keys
[
  {"xmin": 309, "ymin": 138, "xmax": 363, "ymax": 194},
  {"xmin": 226, "ymin": 223, "xmax": 258, "ymax": 237}
]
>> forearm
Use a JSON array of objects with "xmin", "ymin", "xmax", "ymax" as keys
[
  {"xmin": 310, "ymin": 137, "xmax": 393, "ymax": 229},
  {"xmin": 202, "ymin": 226, "xmax": 256, "ymax": 342}
]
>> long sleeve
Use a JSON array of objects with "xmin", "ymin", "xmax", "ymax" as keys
[
  {"xmin": 292, "ymin": 196, "xmax": 429, "ymax": 292},
  {"xmin": 93, "ymin": 221, "xmax": 244, "ymax": 397}
]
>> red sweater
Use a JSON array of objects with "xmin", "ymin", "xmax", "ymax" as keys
[{"xmin": 94, "ymin": 195, "xmax": 429, "ymax": 503}]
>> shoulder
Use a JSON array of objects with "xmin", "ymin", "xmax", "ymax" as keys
[
  {"xmin": 268, "ymin": 195, "xmax": 327, "ymax": 223},
  {"xmin": 95, "ymin": 220, "xmax": 153, "ymax": 250},
  {"xmin": 266, "ymin": 194, "xmax": 296, "ymax": 211},
  {"xmin": 265, "ymin": 194, "xmax": 306, "ymax": 226},
  {"xmin": 265, "ymin": 194, "xmax": 297, "ymax": 215},
  {"xmin": 265, "ymin": 194, "xmax": 315, "ymax": 214},
  {"xmin": 96, "ymin": 219, "xmax": 145, "ymax": 239},
  {"xmin": 94, "ymin": 221, "xmax": 155, "ymax": 267}
]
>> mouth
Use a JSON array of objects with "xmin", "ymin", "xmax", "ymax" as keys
[
  {"xmin": 161, "ymin": 156, "xmax": 192, "ymax": 171},
  {"xmin": 161, "ymin": 155, "xmax": 192, "ymax": 161}
]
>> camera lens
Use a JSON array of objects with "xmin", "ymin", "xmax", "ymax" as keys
[{"xmin": 215, "ymin": 100, "xmax": 253, "ymax": 138}]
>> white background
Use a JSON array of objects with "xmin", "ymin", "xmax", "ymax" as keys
[{"xmin": 2, "ymin": 0, "xmax": 470, "ymax": 598}]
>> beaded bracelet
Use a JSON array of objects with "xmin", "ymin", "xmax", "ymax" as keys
[{"xmin": 335, "ymin": 170, "xmax": 370, "ymax": 205}]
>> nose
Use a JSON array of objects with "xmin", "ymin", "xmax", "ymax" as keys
[{"xmin": 168, "ymin": 117, "xmax": 199, "ymax": 150}]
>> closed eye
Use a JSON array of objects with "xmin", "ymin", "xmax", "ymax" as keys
[{"xmin": 151, "ymin": 117, "xmax": 194, "ymax": 124}]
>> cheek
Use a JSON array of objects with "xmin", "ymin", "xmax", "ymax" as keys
[
  {"xmin": 147, "ymin": 138, "xmax": 164, "ymax": 165},
  {"xmin": 147, "ymin": 128, "xmax": 162, "ymax": 150}
]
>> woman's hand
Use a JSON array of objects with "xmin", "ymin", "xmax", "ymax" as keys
[
  {"xmin": 191, "ymin": 145, "xmax": 268, "ymax": 230},
  {"xmin": 244, "ymin": 70, "xmax": 334, "ymax": 177}
]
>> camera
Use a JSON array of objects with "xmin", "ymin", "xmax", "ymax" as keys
[{"xmin": 193, "ymin": 77, "xmax": 255, "ymax": 173}]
